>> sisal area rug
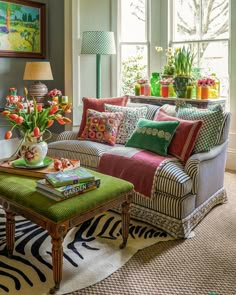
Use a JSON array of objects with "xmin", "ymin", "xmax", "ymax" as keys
[{"xmin": 0, "ymin": 208, "xmax": 173, "ymax": 295}]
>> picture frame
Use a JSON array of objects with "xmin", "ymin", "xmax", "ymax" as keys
[{"xmin": 0, "ymin": 0, "xmax": 46, "ymax": 58}]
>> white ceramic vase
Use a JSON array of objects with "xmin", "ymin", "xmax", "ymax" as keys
[{"xmin": 21, "ymin": 137, "xmax": 48, "ymax": 167}]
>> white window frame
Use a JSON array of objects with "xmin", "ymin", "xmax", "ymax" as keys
[{"xmin": 168, "ymin": 0, "xmax": 230, "ymax": 104}]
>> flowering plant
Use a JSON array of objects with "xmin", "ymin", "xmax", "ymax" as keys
[
  {"xmin": 197, "ymin": 78, "xmax": 215, "ymax": 87},
  {"xmin": 155, "ymin": 46, "xmax": 175, "ymax": 76},
  {"xmin": 1, "ymin": 87, "xmax": 72, "ymax": 143},
  {"xmin": 6, "ymin": 87, "xmax": 24, "ymax": 106},
  {"xmin": 47, "ymin": 88, "xmax": 62, "ymax": 98},
  {"xmin": 159, "ymin": 77, "xmax": 173, "ymax": 85},
  {"xmin": 173, "ymin": 46, "xmax": 194, "ymax": 76}
]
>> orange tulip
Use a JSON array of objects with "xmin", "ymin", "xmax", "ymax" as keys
[
  {"xmin": 46, "ymin": 119, "xmax": 54, "ymax": 128},
  {"xmin": 37, "ymin": 104, "xmax": 43, "ymax": 112},
  {"xmin": 33, "ymin": 127, "xmax": 40, "ymax": 138},
  {"xmin": 63, "ymin": 117, "xmax": 72, "ymax": 124},
  {"xmin": 4, "ymin": 131, "xmax": 12, "ymax": 140},
  {"xmin": 1, "ymin": 110, "xmax": 10, "ymax": 116},
  {"xmin": 9, "ymin": 114, "xmax": 19, "ymax": 121},
  {"xmin": 55, "ymin": 114, "xmax": 62, "ymax": 120},
  {"xmin": 49, "ymin": 105, "xmax": 59, "ymax": 115},
  {"xmin": 57, "ymin": 119, "xmax": 66, "ymax": 125},
  {"xmin": 24, "ymin": 87, "xmax": 28, "ymax": 96},
  {"xmin": 16, "ymin": 116, "xmax": 24, "ymax": 124}
]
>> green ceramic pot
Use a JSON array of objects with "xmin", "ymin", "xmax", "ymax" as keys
[{"xmin": 173, "ymin": 76, "xmax": 192, "ymax": 98}]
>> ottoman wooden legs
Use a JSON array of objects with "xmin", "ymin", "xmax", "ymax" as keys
[
  {"xmin": 5, "ymin": 210, "xmax": 16, "ymax": 257},
  {"xmin": 47, "ymin": 223, "xmax": 68, "ymax": 294},
  {"xmin": 3, "ymin": 195, "xmax": 132, "ymax": 294},
  {"xmin": 120, "ymin": 196, "xmax": 132, "ymax": 249}
]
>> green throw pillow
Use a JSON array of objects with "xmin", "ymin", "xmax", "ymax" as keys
[
  {"xmin": 125, "ymin": 118, "xmax": 179, "ymax": 156},
  {"xmin": 177, "ymin": 104, "xmax": 224, "ymax": 153}
]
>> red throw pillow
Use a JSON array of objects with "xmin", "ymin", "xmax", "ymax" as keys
[
  {"xmin": 78, "ymin": 96, "xmax": 129, "ymax": 137},
  {"xmin": 154, "ymin": 109, "xmax": 203, "ymax": 163}
]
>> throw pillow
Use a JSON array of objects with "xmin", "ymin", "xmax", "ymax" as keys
[
  {"xmin": 125, "ymin": 118, "xmax": 179, "ymax": 156},
  {"xmin": 154, "ymin": 109, "xmax": 203, "ymax": 163},
  {"xmin": 78, "ymin": 96, "xmax": 129, "ymax": 137},
  {"xmin": 79, "ymin": 109, "xmax": 124, "ymax": 146},
  {"xmin": 104, "ymin": 104, "xmax": 148, "ymax": 144},
  {"xmin": 177, "ymin": 104, "xmax": 224, "ymax": 153}
]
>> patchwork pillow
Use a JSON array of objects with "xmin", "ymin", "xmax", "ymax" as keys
[
  {"xmin": 154, "ymin": 109, "xmax": 203, "ymax": 163},
  {"xmin": 125, "ymin": 118, "xmax": 179, "ymax": 156},
  {"xmin": 177, "ymin": 104, "xmax": 224, "ymax": 153},
  {"xmin": 78, "ymin": 96, "xmax": 129, "ymax": 137},
  {"xmin": 79, "ymin": 109, "xmax": 124, "ymax": 146},
  {"xmin": 104, "ymin": 104, "xmax": 148, "ymax": 144}
]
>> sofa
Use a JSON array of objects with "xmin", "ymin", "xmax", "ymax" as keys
[{"xmin": 47, "ymin": 97, "xmax": 231, "ymax": 238}]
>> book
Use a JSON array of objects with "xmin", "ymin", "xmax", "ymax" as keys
[
  {"xmin": 0, "ymin": 158, "xmax": 80, "ymax": 178},
  {"xmin": 45, "ymin": 167, "xmax": 95, "ymax": 188},
  {"xmin": 36, "ymin": 178, "xmax": 100, "ymax": 201},
  {"xmin": 36, "ymin": 177, "xmax": 101, "ymax": 198}
]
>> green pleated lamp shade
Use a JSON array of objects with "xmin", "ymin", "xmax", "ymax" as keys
[{"xmin": 81, "ymin": 31, "xmax": 116, "ymax": 55}]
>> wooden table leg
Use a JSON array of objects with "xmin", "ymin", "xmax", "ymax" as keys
[
  {"xmin": 120, "ymin": 193, "xmax": 132, "ymax": 249},
  {"xmin": 5, "ymin": 210, "xmax": 16, "ymax": 257},
  {"xmin": 47, "ymin": 223, "xmax": 68, "ymax": 294}
]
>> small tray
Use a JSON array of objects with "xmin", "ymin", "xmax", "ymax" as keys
[{"xmin": 12, "ymin": 157, "xmax": 53, "ymax": 169}]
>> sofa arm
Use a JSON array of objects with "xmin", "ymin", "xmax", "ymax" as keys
[
  {"xmin": 185, "ymin": 140, "xmax": 228, "ymax": 207},
  {"xmin": 186, "ymin": 140, "xmax": 229, "ymax": 163},
  {"xmin": 56, "ymin": 131, "xmax": 79, "ymax": 141}
]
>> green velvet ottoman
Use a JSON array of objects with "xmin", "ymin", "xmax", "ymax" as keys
[{"xmin": 0, "ymin": 170, "xmax": 134, "ymax": 294}]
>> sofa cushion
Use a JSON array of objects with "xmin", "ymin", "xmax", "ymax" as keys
[
  {"xmin": 125, "ymin": 118, "xmax": 179, "ymax": 156},
  {"xmin": 79, "ymin": 109, "xmax": 124, "ymax": 146},
  {"xmin": 47, "ymin": 140, "xmax": 117, "ymax": 170},
  {"xmin": 126, "ymin": 102, "xmax": 160, "ymax": 120},
  {"xmin": 78, "ymin": 96, "xmax": 129, "ymax": 137},
  {"xmin": 177, "ymin": 104, "xmax": 224, "ymax": 153},
  {"xmin": 154, "ymin": 109, "xmax": 203, "ymax": 163},
  {"xmin": 104, "ymin": 104, "xmax": 148, "ymax": 144}
]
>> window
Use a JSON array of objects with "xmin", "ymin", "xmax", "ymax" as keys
[
  {"xmin": 117, "ymin": 0, "xmax": 230, "ymax": 102},
  {"xmin": 170, "ymin": 0, "xmax": 229, "ymax": 99},
  {"xmin": 119, "ymin": 0, "xmax": 149, "ymax": 95}
]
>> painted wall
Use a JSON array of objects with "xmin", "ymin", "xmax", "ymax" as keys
[{"xmin": 0, "ymin": 0, "xmax": 65, "ymax": 139}]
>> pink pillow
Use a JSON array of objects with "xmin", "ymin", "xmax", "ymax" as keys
[
  {"xmin": 78, "ymin": 96, "xmax": 129, "ymax": 137},
  {"xmin": 79, "ymin": 109, "xmax": 124, "ymax": 146},
  {"xmin": 154, "ymin": 109, "xmax": 203, "ymax": 163}
]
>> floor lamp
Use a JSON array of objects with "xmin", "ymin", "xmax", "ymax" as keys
[{"xmin": 81, "ymin": 31, "xmax": 116, "ymax": 98}]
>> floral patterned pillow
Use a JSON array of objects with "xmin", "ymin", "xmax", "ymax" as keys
[
  {"xmin": 104, "ymin": 104, "xmax": 148, "ymax": 144},
  {"xmin": 79, "ymin": 109, "xmax": 124, "ymax": 146}
]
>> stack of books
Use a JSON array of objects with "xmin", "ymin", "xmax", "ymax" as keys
[{"xmin": 36, "ymin": 167, "xmax": 100, "ymax": 201}]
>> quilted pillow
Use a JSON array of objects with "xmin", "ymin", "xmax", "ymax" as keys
[
  {"xmin": 79, "ymin": 109, "xmax": 124, "ymax": 146},
  {"xmin": 104, "ymin": 104, "xmax": 148, "ymax": 144},
  {"xmin": 177, "ymin": 104, "xmax": 224, "ymax": 153},
  {"xmin": 78, "ymin": 96, "xmax": 129, "ymax": 137},
  {"xmin": 125, "ymin": 118, "xmax": 179, "ymax": 156},
  {"xmin": 154, "ymin": 109, "xmax": 203, "ymax": 163}
]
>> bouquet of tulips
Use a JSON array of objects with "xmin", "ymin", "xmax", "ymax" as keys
[{"xmin": 1, "ymin": 87, "xmax": 72, "ymax": 142}]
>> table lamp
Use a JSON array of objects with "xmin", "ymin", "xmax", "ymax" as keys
[
  {"xmin": 81, "ymin": 31, "xmax": 116, "ymax": 98},
  {"xmin": 23, "ymin": 61, "xmax": 53, "ymax": 104}
]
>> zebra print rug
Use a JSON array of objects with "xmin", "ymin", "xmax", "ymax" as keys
[{"xmin": 0, "ymin": 207, "xmax": 173, "ymax": 295}]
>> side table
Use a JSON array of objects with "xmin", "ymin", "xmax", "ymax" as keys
[{"xmin": 129, "ymin": 95, "xmax": 226, "ymax": 110}]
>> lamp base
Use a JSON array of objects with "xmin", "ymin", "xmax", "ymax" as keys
[{"xmin": 28, "ymin": 81, "xmax": 48, "ymax": 104}]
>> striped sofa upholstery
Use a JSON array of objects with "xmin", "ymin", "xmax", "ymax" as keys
[{"xmin": 48, "ymin": 104, "xmax": 230, "ymax": 238}]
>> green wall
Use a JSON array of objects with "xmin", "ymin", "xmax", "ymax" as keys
[{"xmin": 0, "ymin": 0, "xmax": 65, "ymax": 138}]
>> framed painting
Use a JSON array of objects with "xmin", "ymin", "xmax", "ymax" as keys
[{"xmin": 0, "ymin": 0, "xmax": 46, "ymax": 58}]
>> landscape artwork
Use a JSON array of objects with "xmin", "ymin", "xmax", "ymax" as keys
[{"xmin": 0, "ymin": 0, "xmax": 45, "ymax": 58}]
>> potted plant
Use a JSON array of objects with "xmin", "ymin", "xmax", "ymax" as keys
[{"xmin": 172, "ymin": 46, "xmax": 194, "ymax": 98}]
